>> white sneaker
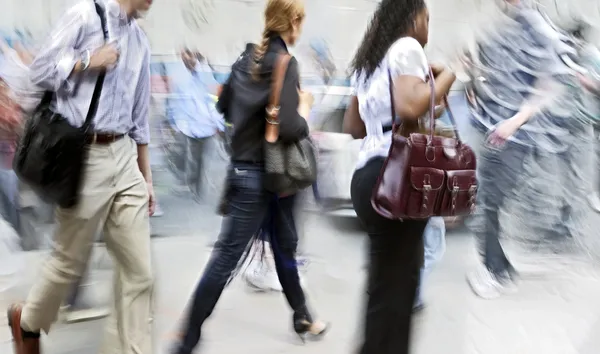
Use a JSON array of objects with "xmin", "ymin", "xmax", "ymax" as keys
[
  {"xmin": 588, "ymin": 193, "xmax": 600, "ymax": 213},
  {"xmin": 467, "ymin": 266, "xmax": 518, "ymax": 300},
  {"xmin": 244, "ymin": 263, "xmax": 283, "ymax": 292}
]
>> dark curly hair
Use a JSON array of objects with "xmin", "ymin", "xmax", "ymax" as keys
[{"xmin": 350, "ymin": 0, "xmax": 426, "ymax": 82}]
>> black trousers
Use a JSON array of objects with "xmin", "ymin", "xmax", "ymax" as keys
[
  {"xmin": 177, "ymin": 162, "xmax": 310, "ymax": 353},
  {"xmin": 351, "ymin": 158, "xmax": 427, "ymax": 354}
]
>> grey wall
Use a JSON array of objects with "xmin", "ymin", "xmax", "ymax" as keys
[{"xmin": 2, "ymin": 0, "xmax": 600, "ymax": 74}]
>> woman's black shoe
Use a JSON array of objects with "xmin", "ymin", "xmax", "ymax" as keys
[{"xmin": 293, "ymin": 318, "xmax": 329, "ymax": 343}]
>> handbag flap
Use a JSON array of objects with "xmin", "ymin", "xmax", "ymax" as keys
[
  {"xmin": 410, "ymin": 167, "xmax": 444, "ymax": 191},
  {"xmin": 446, "ymin": 170, "xmax": 477, "ymax": 191}
]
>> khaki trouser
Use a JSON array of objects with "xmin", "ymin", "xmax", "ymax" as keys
[{"xmin": 20, "ymin": 137, "xmax": 154, "ymax": 354}]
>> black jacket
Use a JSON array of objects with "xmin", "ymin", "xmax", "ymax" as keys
[{"xmin": 217, "ymin": 36, "xmax": 309, "ymax": 163}]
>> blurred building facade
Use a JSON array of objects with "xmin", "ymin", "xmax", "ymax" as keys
[{"xmin": 1, "ymin": 0, "xmax": 599, "ymax": 75}]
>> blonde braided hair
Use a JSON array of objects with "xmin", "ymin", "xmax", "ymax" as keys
[{"xmin": 251, "ymin": 0, "xmax": 305, "ymax": 80}]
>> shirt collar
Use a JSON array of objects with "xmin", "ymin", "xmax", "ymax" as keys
[
  {"xmin": 106, "ymin": 0, "xmax": 131, "ymax": 25},
  {"xmin": 268, "ymin": 36, "xmax": 289, "ymax": 53}
]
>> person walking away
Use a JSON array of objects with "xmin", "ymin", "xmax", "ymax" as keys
[
  {"xmin": 6, "ymin": 0, "xmax": 155, "ymax": 353},
  {"xmin": 166, "ymin": 48, "xmax": 225, "ymax": 202},
  {"xmin": 173, "ymin": 1, "xmax": 327, "ymax": 352},
  {"xmin": 343, "ymin": 0, "xmax": 456, "ymax": 352}
]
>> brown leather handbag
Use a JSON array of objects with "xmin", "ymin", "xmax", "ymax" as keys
[{"xmin": 371, "ymin": 68, "xmax": 478, "ymax": 219}]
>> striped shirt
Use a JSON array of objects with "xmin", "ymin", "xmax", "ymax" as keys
[{"xmin": 29, "ymin": 0, "xmax": 151, "ymax": 144}]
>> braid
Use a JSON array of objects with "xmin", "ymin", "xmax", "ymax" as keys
[{"xmin": 252, "ymin": 29, "xmax": 271, "ymax": 80}]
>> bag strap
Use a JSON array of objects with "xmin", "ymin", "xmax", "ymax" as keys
[
  {"xmin": 84, "ymin": 0, "xmax": 109, "ymax": 130},
  {"xmin": 427, "ymin": 67, "xmax": 462, "ymax": 142},
  {"xmin": 265, "ymin": 53, "xmax": 291, "ymax": 143},
  {"xmin": 387, "ymin": 67, "xmax": 462, "ymax": 143},
  {"xmin": 39, "ymin": 1, "xmax": 108, "ymax": 130}
]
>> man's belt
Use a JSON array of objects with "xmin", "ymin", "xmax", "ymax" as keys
[{"xmin": 85, "ymin": 133, "xmax": 125, "ymax": 144}]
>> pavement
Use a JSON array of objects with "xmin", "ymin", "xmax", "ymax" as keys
[
  {"xmin": 3, "ymin": 96, "xmax": 600, "ymax": 353},
  {"xmin": 2, "ymin": 210, "xmax": 600, "ymax": 354}
]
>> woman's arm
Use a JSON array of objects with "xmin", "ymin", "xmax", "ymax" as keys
[
  {"xmin": 389, "ymin": 39, "xmax": 455, "ymax": 121},
  {"xmin": 342, "ymin": 96, "xmax": 366, "ymax": 139},
  {"xmin": 393, "ymin": 67, "xmax": 455, "ymax": 121},
  {"xmin": 278, "ymin": 58, "xmax": 309, "ymax": 142}
]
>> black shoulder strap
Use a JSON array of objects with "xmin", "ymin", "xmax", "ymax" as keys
[{"xmin": 83, "ymin": 0, "xmax": 109, "ymax": 130}]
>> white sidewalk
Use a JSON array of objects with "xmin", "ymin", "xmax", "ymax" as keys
[{"xmin": 2, "ymin": 216, "xmax": 600, "ymax": 354}]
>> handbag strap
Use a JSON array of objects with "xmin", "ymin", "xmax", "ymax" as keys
[
  {"xmin": 387, "ymin": 67, "xmax": 463, "ymax": 143},
  {"xmin": 39, "ymin": 0, "xmax": 108, "ymax": 131},
  {"xmin": 427, "ymin": 68, "xmax": 462, "ymax": 142},
  {"xmin": 265, "ymin": 53, "xmax": 292, "ymax": 142}
]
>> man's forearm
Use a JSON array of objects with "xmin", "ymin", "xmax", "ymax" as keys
[{"xmin": 137, "ymin": 144, "xmax": 152, "ymax": 184}]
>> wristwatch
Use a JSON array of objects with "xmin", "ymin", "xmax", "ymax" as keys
[{"xmin": 80, "ymin": 50, "xmax": 91, "ymax": 72}]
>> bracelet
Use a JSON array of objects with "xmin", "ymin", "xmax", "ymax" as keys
[{"xmin": 81, "ymin": 50, "xmax": 91, "ymax": 72}]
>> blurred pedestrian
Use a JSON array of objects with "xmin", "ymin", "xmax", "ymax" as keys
[
  {"xmin": 463, "ymin": 0, "xmax": 588, "ymax": 299},
  {"xmin": 173, "ymin": 1, "xmax": 327, "ymax": 352},
  {"xmin": 414, "ymin": 217, "xmax": 446, "ymax": 312},
  {"xmin": 166, "ymin": 48, "xmax": 225, "ymax": 202},
  {"xmin": 6, "ymin": 0, "xmax": 155, "ymax": 353},
  {"xmin": 344, "ymin": 0, "xmax": 456, "ymax": 352}
]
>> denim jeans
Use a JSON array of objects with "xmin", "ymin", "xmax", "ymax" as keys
[
  {"xmin": 0, "ymin": 169, "xmax": 19, "ymax": 232},
  {"xmin": 177, "ymin": 162, "xmax": 310, "ymax": 354},
  {"xmin": 415, "ymin": 217, "xmax": 446, "ymax": 306}
]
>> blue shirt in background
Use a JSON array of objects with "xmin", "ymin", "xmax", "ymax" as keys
[{"xmin": 166, "ymin": 60, "xmax": 225, "ymax": 139}]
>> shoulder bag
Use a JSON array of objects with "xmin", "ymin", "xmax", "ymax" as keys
[
  {"xmin": 13, "ymin": 1, "xmax": 108, "ymax": 209},
  {"xmin": 371, "ymin": 68, "xmax": 478, "ymax": 219},
  {"xmin": 263, "ymin": 54, "xmax": 317, "ymax": 195}
]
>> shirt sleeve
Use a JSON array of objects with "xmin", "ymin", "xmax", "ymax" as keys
[
  {"xmin": 388, "ymin": 37, "xmax": 428, "ymax": 81},
  {"xmin": 29, "ymin": 6, "xmax": 86, "ymax": 93},
  {"xmin": 277, "ymin": 57, "xmax": 309, "ymax": 142},
  {"xmin": 129, "ymin": 48, "xmax": 151, "ymax": 145}
]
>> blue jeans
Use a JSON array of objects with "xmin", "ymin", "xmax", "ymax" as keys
[
  {"xmin": 415, "ymin": 217, "xmax": 446, "ymax": 306},
  {"xmin": 177, "ymin": 162, "xmax": 310, "ymax": 354}
]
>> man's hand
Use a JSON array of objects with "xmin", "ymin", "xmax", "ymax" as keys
[
  {"xmin": 89, "ymin": 44, "xmax": 119, "ymax": 70},
  {"xmin": 578, "ymin": 73, "xmax": 600, "ymax": 95},
  {"xmin": 487, "ymin": 117, "xmax": 521, "ymax": 147},
  {"xmin": 147, "ymin": 182, "xmax": 156, "ymax": 216}
]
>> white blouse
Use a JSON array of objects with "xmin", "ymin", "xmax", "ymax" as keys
[{"xmin": 353, "ymin": 37, "xmax": 429, "ymax": 170}]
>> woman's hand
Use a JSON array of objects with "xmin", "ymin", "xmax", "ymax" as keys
[
  {"xmin": 297, "ymin": 89, "xmax": 314, "ymax": 120},
  {"xmin": 298, "ymin": 89, "xmax": 314, "ymax": 107},
  {"xmin": 434, "ymin": 103, "xmax": 446, "ymax": 119},
  {"xmin": 430, "ymin": 63, "xmax": 447, "ymax": 77}
]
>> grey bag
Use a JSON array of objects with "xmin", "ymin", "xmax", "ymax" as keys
[{"xmin": 264, "ymin": 54, "xmax": 317, "ymax": 195}]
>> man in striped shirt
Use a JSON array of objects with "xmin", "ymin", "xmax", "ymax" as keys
[{"xmin": 6, "ymin": 0, "xmax": 155, "ymax": 353}]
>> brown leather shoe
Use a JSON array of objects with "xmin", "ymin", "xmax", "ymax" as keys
[{"xmin": 7, "ymin": 304, "xmax": 41, "ymax": 354}]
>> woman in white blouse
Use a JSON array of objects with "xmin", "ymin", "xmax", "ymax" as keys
[{"xmin": 343, "ymin": 0, "xmax": 455, "ymax": 352}]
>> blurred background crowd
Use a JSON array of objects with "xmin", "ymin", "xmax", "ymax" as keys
[{"xmin": 2, "ymin": 0, "xmax": 600, "ymax": 353}]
